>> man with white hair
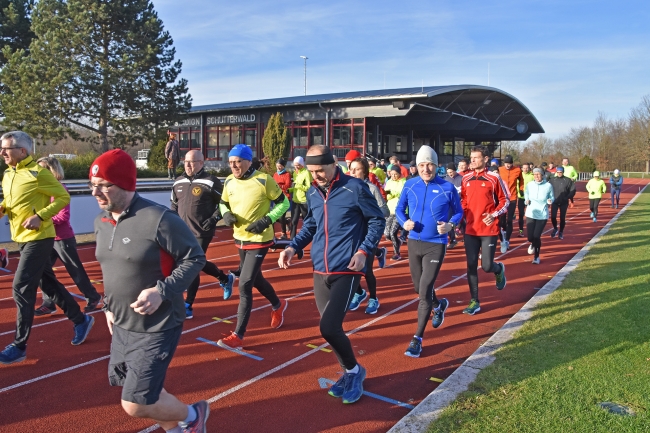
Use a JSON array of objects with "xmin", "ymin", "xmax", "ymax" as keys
[
  {"xmin": 289, "ymin": 156, "xmax": 311, "ymax": 239},
  {"xmin": 610, "ymin": 169, "xmax": 623, "ymax": 208},
  {"xmin": 0, "ymin": 131, "xmax": 94, "ymax": 364}
]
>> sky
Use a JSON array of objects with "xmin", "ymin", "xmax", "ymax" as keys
[{"xmin": 153, "ymin": 0, "xmax": 650, "ymax": 140}]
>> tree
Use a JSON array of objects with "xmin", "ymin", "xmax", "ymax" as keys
[
  {"xmin": 0, "ymin": 0, "xmax": 191, "ymax": 153},
  {"xmin": 0, "ymin": 0, "xmax": 34, "ymax": 67},
  {"xmin": 578, "ymin": 155, "xmax": 596, "ymax": 173},
  {"xmin": 262, "ymin": 112, "xmax": 291, "ymax": 170}
]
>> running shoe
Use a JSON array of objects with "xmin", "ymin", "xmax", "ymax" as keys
[
  {"xmin": 518, "ymin": 230, "xmax": 524, "ymax": 238},
  {"xmin": 71, "ymin": 314, "xmax": 94, "ymax": 345},
  {"xmin": 527, "ymin": 244, "xmax": 535, "ymax": 255},
  {"xmin": 404, "ymin": 337, "xmax": 423, "ymax": 358},
  {"xmin": 217, "ymin": 332, "xmax": 243, "ymax": 350},
  {"xmin": 376, "ymin": 247, "xmax": 387, "ymax": 269},
  {"xmin": 348, "ymin": 289, "xmax": 367, "ymax": 311},
  {"xmin": 500, "ymin": 240, "xmax": 508, "ymax": 253},
  {"xmin": 34, "ymin": 304, "xmax": 57, "ymax": 316},
  {"xmin": 391, "ymin": 254, "xmax": 402, "ymax": 261},
  {"xmin": 328, "ymin": 374, "xmax": 347, "ymax": 398},
  {"xmin": 590, "ymin": 212, "xmax": 594, "ymax": 218},
  {"xmin": 558, "ymin": 232, "xmax": 564, "ymax": 240},
  {"xmin": 532, "ymin": 257, "xmax": 541, "ymax": 264},
  {"xmin": 610, "ymin": 205, "xmax": 614, "ymax": 208},
  {"xmin": 270, "ymin": 299, "xmax": 288, "ymax": 329},
  {"xmin": 365, "ymin": 298, "xmax": 379, "ymax": 314},
  {"xmin": 550, "ymin": 228, "xmax": 557, "ymax": 238},
  {"xmin": 0, "ymin": 343, "xmax": 26, "ymax": 365},
  {"xmin": 0, "ymin": 248, "xmax": 8, "ymax": 269},
  {"xmin": 182, "ymin": 400, "xmax": 210, "ymax": 433},
  {"xmin": 84, "ymin": 296, "xmax": 102, "ymax": 313},
  {"xmin": 220, "ymin": 273, "xmax": 235, "ymax": 300},
  {"xmin": 448, "ymin": 240, "xmax": 458, "ymax": 249},
  {"xmin": 616, "ymin": 204, "xmax": 619, "ymax": 209},
  {"xmin": 593, "ymin": 217, "xmax": 597, "ymax": 222},
  {"xmin": 342, "ymin": 365, "xmax": 366, "ymax": 404},
  {"xmin": 431, "ymin": 298, "xmax": 448, "ymax": 329},
  {"xmin": 462, "ymin": 299, "xmax": 481, "ymax": 315},
  {"xmin": 495, "ymin": 262, "xmax": 506, "ymax": 290},
  {"xmin": 185, "ymin": 302, "xmax": 193, "ymax": 319}
]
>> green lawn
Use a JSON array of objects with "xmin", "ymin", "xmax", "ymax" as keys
[{"xmin": 428, "ymin": 190, "xmax": 650, "ymax": 432}]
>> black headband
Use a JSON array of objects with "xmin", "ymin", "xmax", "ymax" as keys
[{"xmin": 305, "ymin": 152, "xmax": 335, "ymax": 165}]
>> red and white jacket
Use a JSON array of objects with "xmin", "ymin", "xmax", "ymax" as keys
[{"xmin": 460, "ymin": 167, "xmax": 510, "ymax": 236}]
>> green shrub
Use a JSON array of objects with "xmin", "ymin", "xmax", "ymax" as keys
[
  {"xmin": 59, "ymin": 152, "xmax": 100, "ymax": 179},
  {"xmin": 578, "ymin": 155, "xmax": 597, "ymax": 173}
]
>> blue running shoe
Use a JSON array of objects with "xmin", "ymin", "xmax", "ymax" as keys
[
  {"xmin": 185, "ymin": 302, "xmax": 194, "ymax": 319},
  {"xmin": 404, "ymin": 337, "xmax": 422, "ymax": 358},
  {"xmin": 593, "ymin": 217, "xmax": 597, "ymax": 223},
  {"xmin": 182, "ymin": 400, "xmax": 210, "ymax": 433},
  {"xmin": 342, "ymin": 365, "xmax": 366, "ymax": 404},
  {"xmin": 431, "ymin": 298, "xmax": 448, "ymax": 329},
  {"xmin": 221, "ymin": 273, "xmax": 235, "ymax": 300},
  {"xmin": 463, "ymin": 299, "xmax": 481, "ymax": 315},
  {"xmin": 590, "ymin": 212, "xmax": 594, "ymax": 218},
  {"xmin": 328, "ymin": 374, "xmax": 348, "ymax": 398},
  {"xmin": 365, "ymin": 298, "xmax": 380, "ymax": 314},
  {"xmin": 348, "ymin": 289, "xmax": 367, "ymax": 311},
  {"xmin": 0, "ymin": 343, "xmax": 26, "ymax": 364},
  {"xmin": 71, "ymin": 314, "xmax": 94, "ymax": 345},
  {"xmin": 376, "ymin": 247, "xmax": 387, "ymax": 269}
]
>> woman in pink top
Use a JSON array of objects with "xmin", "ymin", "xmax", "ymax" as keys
[{"xmin": 34, "ymin": 157, "xmax": 102, "ymax": 316}]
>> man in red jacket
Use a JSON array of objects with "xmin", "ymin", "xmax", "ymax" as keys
[{"xmin": 460, "ymin": 146, "xmax": 510, "ymax": 315}]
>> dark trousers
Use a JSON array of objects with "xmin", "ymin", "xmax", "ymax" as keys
[
  {"xmin": 313, "ymin": 273, "xmax": 361, "ymax": 370},
  {"xmin": 611, "ymin": 189, "xmax": 621, "ymax": 206},
  {"xmin": 463, "ymin": 234, "xmax": 499, "ymax": 302},
  {"xmin": 551, "ymin": 202, "xmax": 569, "ymax": 232},
  {"xmin": 13, "ymin": 238, "xmax": 84, "ymax": 349},
  {"xmin": 408, "ymin": 240, "xmax": 446, "ymax": 338},
  {"xmin": 517, "ymin": 198, "xmax": 526, "ymax": 231},
  {"xmin": 234, "ymin": 247, "xmax": 280, "ymax": 337},
  {"xmin": 526, "ymin": 217, "xmax": 547, "ymax": 258},
  {"xmin": 589, "ymin": 198, "xmax": 601, "ymax": 217},
  {"xmin": 384, "ymin": 214, "xmax": 402, "ymax": 255},
  {"xmin": 355, "ymin": 251, "xmax": 378, "ymax": 299},
  {"xmin": 185, "ymin": 237, "xmax": 227, "ymax": 306},
  {"xmin": 41, "ymin": 237, "xmax": 101, "ymax": 308},
  {"xmin": 500, "ymin": 200, "xmax": 517, "ymax": 241},
  {"xmin": 290, "ymin": 202, "xmax": 308, "ymax": 239}
]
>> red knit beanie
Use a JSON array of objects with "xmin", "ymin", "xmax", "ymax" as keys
[
  {"xmin": 345, "ymin": 149, "xmax": 362, "ymax": 162},
  {"xmin": 89, "ymin": 149, "xmax": 137, "ymax": 191}
]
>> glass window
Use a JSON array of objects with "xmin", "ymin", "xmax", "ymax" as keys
[
  {"xmin": 353, "ymin": 118, "xmax": 364, "ymax": 124},
  {"xmin": 366, "ymin": 132, "xmax": 373, "ymax": 154},
  {"xmin": 309, "ymin": 120, "xmax": 324, "ymax": 126},
  {"xmin": 443, "ymin": 141, "xmax": 454, "ymax": 156},
  {"xmin": 245, "ymin": 129, "xmax": 256, "ymax": 148},
  {"xmin": 179, "ymin": 132, "xmax": 190, "ymax": 149},
  {"xmin": 310, "ymin": 127, "xmax": 323, "ymax": 146},
  {"xmin": 207, "ymin": 130, "xmax": 218, "ymax": 159},
  {"xmin": 353, "ymin": 126, "xmax": 364, "ymax": 145},
  {"xmin": 333, "ymin": 119, "xmax": 351, "ymax": 125},
  {"xmin": 333, "ymin": 126, "xmax": 351, "ymax": 146},
  {"xmin": 218, "ymin": 126, "xmax": 230, "ymax": 160},
  {"xmin": 293, "ymin": 147, "xmax": 307, "ymax": 159},
  {"xmin": 191, "ymin": 131, "xmax": 200, "ymax": 149},
  {"xmin": 232, "ymin": 127, "xmax": 243, "ymax": 145},
  {"xmin": 395, "ymin": 137, "xmax": 402, "ymax": 152}
]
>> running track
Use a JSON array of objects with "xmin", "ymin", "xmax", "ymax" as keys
[{"xmin": 0, "ymin": 179, "xmax": 646, "ymax": 433}]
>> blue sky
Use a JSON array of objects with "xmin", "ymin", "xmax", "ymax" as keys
[{"xmin": 153, "ymin": 0, "xmax": 650, "ymax": 139}]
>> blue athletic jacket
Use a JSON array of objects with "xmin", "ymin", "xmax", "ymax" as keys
[
  {"xmin": 289, "ymin": 168, "xmax": 386, "ymax": 275},
  {"xmin": 395, "ymin": 175, "xmax": 463, "ymax": 244}
]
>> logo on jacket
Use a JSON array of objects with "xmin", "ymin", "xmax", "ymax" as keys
[
  {"xmin": 192, "ymin": 187, "xmax": 202, "ymax": 196},
  {"xmin": 122, "ymin": 237, "xmax": 131, "ymax": 244}
]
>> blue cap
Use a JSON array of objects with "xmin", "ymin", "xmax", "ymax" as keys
[
  {"xmin": 491, "ymin": 158, "xmax": 499, "ymax": 165},
  {"xmin": 228, "ymin": 144, "xmax": 252, "ymax": 161}
]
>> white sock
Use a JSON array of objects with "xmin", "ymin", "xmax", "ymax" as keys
[
  {"xmin": 179, "ymin": 404, "xmax": 197, "ymax": 427},
  {"xmin": 165, "ymin": 427, "xmax": 182, "ymax": 433},
  {"xmin": 346, "ymin": 364, "xmax": 359, "ymax": 374}
]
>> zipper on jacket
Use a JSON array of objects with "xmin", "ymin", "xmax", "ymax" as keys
[{"xmin": 418, "ymin": 180, "xmax": 429, "ymax": 242}]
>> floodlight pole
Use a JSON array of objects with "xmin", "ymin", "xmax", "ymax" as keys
[{"xmin": 300, "ymin": 56, "xmax": 308, "ymax": 95}]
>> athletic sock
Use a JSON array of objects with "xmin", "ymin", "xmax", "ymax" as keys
[
  {"xmin": 179, "ymin": 404, "xmax": 197, "ymax": 427},
  {"xmin": 165, "ymin": 426, "xmax": 182, "ymax": 433},
  {"xmin": 346, "ymin": 365, "xmax": 360, "ymax": 374}
]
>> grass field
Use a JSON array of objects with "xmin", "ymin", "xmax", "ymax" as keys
[{"xmin": 427, "ymin": 189, "xmax": 650, "ymax": 433}]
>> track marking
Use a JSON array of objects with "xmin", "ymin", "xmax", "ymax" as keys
[
  {"xmin": 318, "ymin": 377, "xmax": 414, "ymax": 409},
  {"xmin": 306, "ymin": 344, "xmax": 332, "ymax": 353},
  {"xmin": 212, "ymin": 317, "xmax": 233, "ymax": 324},
  {"xmin": 197, "ymin": 337, "xmax": 263, "ymax": 361},
  {"xmin": 429, "ymin": 377, "xmax": 444, "ymax": 383}
]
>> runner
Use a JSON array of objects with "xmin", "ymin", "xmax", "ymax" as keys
[
  {"xmin": 548, "ymin": 166, "xmax": 575, "ymax": 240},
  {"xmin": 524, "ymin": 167, "xmax": 554, "ymax": 264},
  {"xmin": 497, "ymin": 155, "xmax": 524, "ymax": 253},
  {"xmin": 278, "ymin": 145, "xmax": 385, "ymax": 405},
  {"xmin": 459, "ymin": 146, "xmax": 509, "ymax": 316},
  {"xmin": 290, "ymin": 156, "xmax": 311, "ymax": 239},
  {"xmin": 610, "ymin": 169, "xmax": 623, "ymax": 208},
  {"xmin": 444, "ymin": 162, "xmax": 463, "ymax": 249},
  {"xmin": 397, "ymin": 146, "xmax": 463, "ymax": 357},
  {"xmin": 586, "ymin": 171, "xmax": 606, "ymax": 222},
  {"xmin": 171, "ymin": 150, "xmax": 235, "ymax": 319},
  {"xmin": 562, "ymin": 158, "xmax": 579, "ymax": 207},
  {"xmin": 384, "ymin": 166, "xmax": 406, "ymax": 260},
  {"xmin": 91, "ymin": 150, "xmax": 209, "ymax": 432},
  {"xmin": 273, "ymin": 158, "xmax": 293, "ymax": 238},
  {"xmin": 517, "ymin": 163, "xmax": 534, "ymax": 237},
  {"xmin": 217, "ymin": 144, "xmax": 290, "ymax": 349}
]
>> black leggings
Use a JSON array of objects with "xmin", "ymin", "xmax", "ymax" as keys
[
  {"xmin": 503, "ymin": 200, "xmax": 517, "ymax": 241},
  {"xmin": 408, "ymin": 240, "xmax": 446, "ymax": 338},
  {"xmin": 314, "ymin": 273, "xmax": 361, "ymax": 370},
  {"xmin": 185, "ymin": 237, "xmax": 228, "ymax": 306},
  {"xmin": 234, "ymin": 247, "xmax": 280, "ymax": 337},
  {"xmin": 355, "ymin": 251, "xmax": 378, "ymax": 299},
  {"xmin": 589, "ymin": 198, "xmax": 601, "ymax": 217},
  {"xmin": 290, "ymin": 203, "xmax": 308, "ymax": 239},
  {"xmin": 526, "ymin": 218, "xmax": 547, "ymax": 258},
  {"xmin": 385, "ymin": 215, "xmax": 402, "ymax": 255},
  {"xmin": 517, "ymin": 198, "xmax": 526, "ymax": 231},
  {"xmin": 551, "ymin": 202, "xmax": 569, "ymax": 232},
  {"xmin": 464, "ymin": 234, "xmax": 499, "ymax": 302}
]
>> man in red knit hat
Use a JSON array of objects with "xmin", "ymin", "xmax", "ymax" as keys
[{"xmin": 91, "ymin": 149, "xmax": 209, "ymax": 432}]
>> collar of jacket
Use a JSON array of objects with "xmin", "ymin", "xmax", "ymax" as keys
[
  {"xmin": 184, "ymin": 167, "xmax": 205, "ymax": 181},
  {"xmin": 15, "ymin": 155, "xmax": 35, "ymax": 170}
]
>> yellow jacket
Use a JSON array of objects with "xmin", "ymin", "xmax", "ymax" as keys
[{"xmin": 1, "ymin": 155, "xmax": 70, "ymax": 243}]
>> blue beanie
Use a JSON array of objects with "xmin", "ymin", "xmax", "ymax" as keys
[{"xmin": 228, "ymin": 144, "xmax": 253, "ymax": 161}]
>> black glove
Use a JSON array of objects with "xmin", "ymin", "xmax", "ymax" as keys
[
  {"xmin": 245, "ymin": 216, "xmax": 272, "ymax": 234},
  {"xmin": 201, "ymin": 217, "xmax": 218, "ymax": 232},
  {"xmin": 222, "ymin": 212, "xmax": 237, "ymax": 227}
]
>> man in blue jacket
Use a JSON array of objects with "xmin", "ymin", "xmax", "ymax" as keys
[
  {"xmin": 396, "ymin": 146, "xmax": 463, "ymax": 358},
  {"xmin": 278, "ymin": 145, "xmax": 385, "ymax": 405}
]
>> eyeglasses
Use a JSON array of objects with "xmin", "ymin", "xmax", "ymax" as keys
[
  {"xmin": 88, "ymin": 182, "xmax": 115, "ymax": 193},
  {"xmin": 0, "ymin": 146, "xmax": 20, "ymax": 153}
]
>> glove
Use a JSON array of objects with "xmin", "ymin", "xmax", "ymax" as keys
[
  {"xmin": 201, "ymin": 217, "xmax": 219, "ymax": 232},
  {"xmin": 222, "ymin": 212, "xmax": 237, "ymax": 227},
  {"xmin": 245, "ymin": 216, "xmax": 272, "ymax": 234}
]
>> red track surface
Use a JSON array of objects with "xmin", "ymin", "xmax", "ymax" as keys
[{"xmin": 0, "ymin": 179, "xmax": 647, "ymax": 433}]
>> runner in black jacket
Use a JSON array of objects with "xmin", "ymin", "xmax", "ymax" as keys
[{"xmin": 547, "ymin": 166, "xmax": 575, "ymax": 239}]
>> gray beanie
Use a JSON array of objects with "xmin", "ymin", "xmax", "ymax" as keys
[{"xmin": 416, "ymin": 145, "xmax": 438, "ymax": 166}]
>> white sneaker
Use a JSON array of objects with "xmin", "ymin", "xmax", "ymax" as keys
[
  {"xmin": 500, "ymin": 240, "xmax": 509, "ymax": 253},
  {"xmin": 527, "ymin": 244, "xmax": 535, "ymax": 255},
  {"xmin": 532, "ymin": 257, "xmax": 540, "ymax": 264}
]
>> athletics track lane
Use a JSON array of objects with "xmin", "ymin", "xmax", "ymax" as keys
[{"xmin": 0, "ymin": 179, "xmax": 646, "ymax": 433}]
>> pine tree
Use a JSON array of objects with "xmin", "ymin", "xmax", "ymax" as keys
[
  {"xmin": 0, "ymin": 0, "xmax": 34, "ymax": 66},
  {"xmin": 0, "ymin": 0, "xmax": 191, "ymax": 153},
  {"xmin": 262, "ymin": 112, "xmax": 291, "ymax": 170}
]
